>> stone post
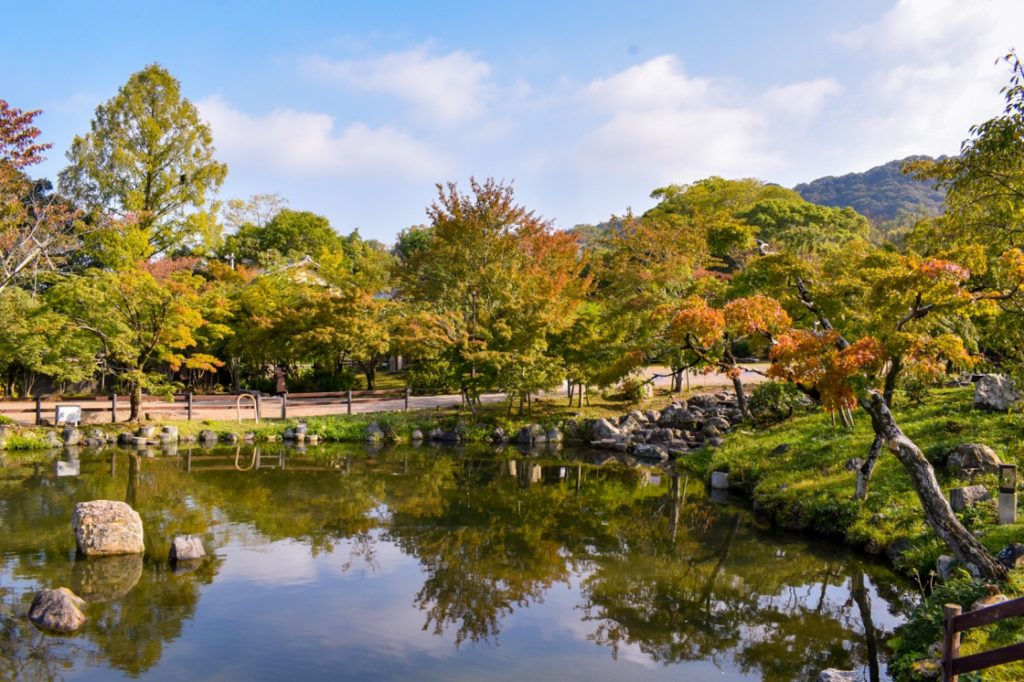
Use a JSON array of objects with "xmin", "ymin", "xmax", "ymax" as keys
[{"xmin": 999, "ymin": 464, "xmax": 1017, "ymax": 525}]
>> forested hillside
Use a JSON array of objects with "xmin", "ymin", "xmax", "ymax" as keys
[{"xmin": 794, "ymin": 156, "xmax": 946, "ymax": 223}]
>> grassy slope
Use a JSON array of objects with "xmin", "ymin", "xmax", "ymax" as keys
[{"xmin": 682, "ymin": 388, "xmax": 1024, "ymax": 680}]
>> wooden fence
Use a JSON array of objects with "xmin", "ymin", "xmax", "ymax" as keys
[
  {"xmin": 943, "ymin": 595, "xmax": 1024, "ymax": 680},
  {"xmin": 0, "ymin": 388, "xmax": 414, "ymax": 425}
]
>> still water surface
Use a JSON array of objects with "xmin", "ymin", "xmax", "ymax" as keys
[{"xmin": 0, "ymin": 444, "xmax": 916, "ymax": 680}]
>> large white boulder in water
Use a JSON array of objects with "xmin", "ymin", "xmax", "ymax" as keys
[
  {"xmin": 72, "ymin": 500, "xmax": 144, "ymax": 556},
  {"xmin": 29, "ymin": 587, "xmax": 87, "ymax": 633}
]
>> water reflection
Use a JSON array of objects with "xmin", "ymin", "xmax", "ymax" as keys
[{"xmin": 0, "ymin": 444, "xmax": 915, "ymax": 680}]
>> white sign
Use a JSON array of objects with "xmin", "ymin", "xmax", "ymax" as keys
[{"xmin": 55, "ymin": 404, "xmax": 82, "ymax": 426}]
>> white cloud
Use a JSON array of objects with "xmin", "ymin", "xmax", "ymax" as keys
[
  {"xmin": 575, "ymin": 55, "xmax": 781, "ymax": 181},
  {"xmin": 836, "ymin": 0, "xmax": 1024, "ymax": 166},
  {"xmin": 762, "ymin": 78, "xmax": 843, "ymax": 119},
  {"xmin": 198, "ymin": 94, "xmax": 448, "ymax": 179},
  {"xmin": 307, "ymin": 45, "xmax": 493, "ymax": 125}
]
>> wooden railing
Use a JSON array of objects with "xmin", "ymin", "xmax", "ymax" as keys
[
  {"xmin": 0, "ymin": 387, "xmax": 415, "ymax": 425},
  {"xmin": 943, "ymin": 595, "xmax": 1024, "ymax": 680}
]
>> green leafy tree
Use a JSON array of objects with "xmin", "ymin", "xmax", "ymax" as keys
[
  {"xmin": 222, "ymin": 208, "xmax": 345, "ymax": 267},
  {"xmin": 394, "ymin": 178, "xmax": 589, "ymax": 411},
  {"xmin": 52, "ymin": 249, "xmax": 220, "ymax": 420},
  {"xmin": 59, "ymin": 64, "xmax": 227, "ymax": 258}
]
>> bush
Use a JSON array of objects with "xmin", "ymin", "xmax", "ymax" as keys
[
  {"xmin": 748, "ymin": 381, "xmax": 806, "ymax": 424},
  {"xmin": 406, "ymin": 359, "xmax": 460, "ymax": 395},
  {"xmin": 0, "ymin": 414, "xmax": 14, "ymax": 425},
  {"xmin": 616, "ymin": 376, "xmax": 650, "ymax": 404},
  {"xmin": 288, "ymin": 366, "xmax": 359, "ymax": 392}
]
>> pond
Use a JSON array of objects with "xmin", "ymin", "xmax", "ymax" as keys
[{"xmin": 0, "ymin": 443, "xmax": 916, "ymax": 681}]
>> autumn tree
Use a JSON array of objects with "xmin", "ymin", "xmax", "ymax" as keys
[
  {"xmin": 52, "ymin": 243, "xmax": 221, "ymax": 420},
  {"xmin": 0, "ymin": 99, "xmax": 79, "ymax": 293},
  {"xmin": 766, "ymin": 283, "xmax": 1007, "ymax": 580},
  {"xmin": 59, "ymin": 64, "xmax": 227, "ymax": 258},
  {"xmin": 394, "ymin": 178, "xmax": 589, "ymax": 411}
]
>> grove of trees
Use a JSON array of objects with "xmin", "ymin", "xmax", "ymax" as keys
[{"xmin": 5, "ymin": 54, "xmax": 1024, "ymax": 575}]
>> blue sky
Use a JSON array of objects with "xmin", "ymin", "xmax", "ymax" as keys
[{"xmin": 4, "ymin": 1, "xmax": 1020, "ymax": 242}]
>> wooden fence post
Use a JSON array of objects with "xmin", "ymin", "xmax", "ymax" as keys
[
  {"xmin": 405, "ymin": 387, "xmax": 410, "ymax": 411},
  {"xmin": 944, "ymin": 603, "xmax": 962, "ymax": 682},
  {"xmin": 35, "ymin": 395, "xmax": 42, "ymax": 426},
  {"xmin": 186, "ymin": 392, "xmax": 193, "ymax": 421},
  {"xmin": 255, "ymin": 393, "xmax": 262, "ymax": 421},
  {"xmin": 347, "ymin": 389, "xmax": 352, "ymax": 415},
  {"xmin": 280, "ymin": 393, "xmax": 287, "ymax": 420},
  {"xmin": 111, "ymin": 393, "xmax": 118, "ymax": 424}
]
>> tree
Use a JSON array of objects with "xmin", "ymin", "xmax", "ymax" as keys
[
  {"xmin": 767, "ymin": 286, "xmax": 1007, "ymax": 580},
  {"xmin": 52, "ymin": 251, "xmax": 220, "ymax": 420},
  {"xmin": 394, "ymin": 178, "xmax": 589, "ymax": 410},
  {"xmin": 0, "ymin": 99, "xmax": 79, "ymax": 293},
  {"xmin": 59, "ymin": 64, "xmax": 227, "ymax": 257},
  {"xmin": 221, "ymin": 208, "xmax": 344, "ymax": 267}
]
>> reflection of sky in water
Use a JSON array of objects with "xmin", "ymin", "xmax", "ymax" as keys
[{"xmin": 0, "ymin": 448, "xmax": 912, "ymax": 681}]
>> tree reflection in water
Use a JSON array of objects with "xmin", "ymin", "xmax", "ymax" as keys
[{"xmin": 0, "ymin": 445, "xmax": 913, "ymax": 679}]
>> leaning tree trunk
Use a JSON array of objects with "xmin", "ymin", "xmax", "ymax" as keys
[{"xmin": 860, "ymin": 390, "xmax": 1006, "ymax": 580}]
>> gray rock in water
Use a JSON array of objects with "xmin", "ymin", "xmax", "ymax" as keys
[
  {"xmin": 817, "ymin": 670, "xmax": 856, "ymax": 682},
  {"xmin": 411, "ymin": 429, "xmax": 424, "ymax": 441},
  {"xmin": 974, "ymin": 374, "xmax": 1021, "ymax": 412},
  {"xmin": 198, "ymin": 429, "xmax": 218, "ymax": 444},
  {"xmin": 306, "ymin": 434, "xmax": 321, "ymax": 445},
  {"xmin": 591, "ymin": 418, "xmax": 621, "ymax": 440},
  {"xmin": 117, "ymin": 432, "xmax": 134, "ymax": 446},
  {"xmin": 950, "ymin": 484, "xmax": 991, "ymax": 512},
  {"xmin": 169, "ymin": 534, "xmax": 206, "ymax": 562},
  {"xmin": 947, "ymin": 444, "xmax": 1002, "ymax": 477},
  {"xmin": 220, "ymin": 432, "xmax": 239, "ymax": 444},
  {"xmin": 43, "ymin": 431, "xmax": 61, "ymax": 448},
  {"xmin": 710, "ymin": 471, "xmax": 729, "ymax": 490},
  {"xmin": 633, "ymin": 444, "xmax": 668, "ymax": 461},
  {"xmin": 295, "ymin": 422, "xmax": 308, "ymax": 435},
  {"xmin": 283, "ymin": 428, "xmax": 295, "ymax": 441},
  {"xmin": 62, "ymin": 427, "xmax": 82, "ymax": 446},
  {"xmin": 136, "ymin": 425, "xmax": 156, "ymax": 438},
  {"xmin": 72, "ymin": 500, "xmax": 145, "ymax": 556},
  {"xmin": 72, "ymin": 554, "xmax": 143, "ymax": 602},
  {"xmin": 515, "ymin": 424, "xmax": 547, "ymax": 445},
  {"xmin": 29, "ymin": 587, "xmax": 87, "ymax": 633},
  {"xmin": 546, "ymin": 427, "xmax": 563, "ymax": 443},
  {"xmin": 160, "ymin": 426, "xmax": 178, "ymax": 444},
  {"xmin": 366, "ymin": 422, "xmax": 385, "ymax": 443},
  {"xmin": 488, "ymin": 428, "xmax": 505, "ymax": 443},
  {"xmin": 936, "ymin": 555, "xmax": 958, "ymax": 582}
]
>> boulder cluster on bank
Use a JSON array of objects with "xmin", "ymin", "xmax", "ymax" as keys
[{"xmin": 586, "ymin": 391, "xmax": 742, "ymax": 461}]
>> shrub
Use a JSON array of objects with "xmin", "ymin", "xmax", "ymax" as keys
[{"xmin": 748, "ymin": 381, "xmax": 806, "ymax": 424}]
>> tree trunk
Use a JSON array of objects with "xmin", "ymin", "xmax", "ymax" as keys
[
  {"xmin": 731, "ymin": 373, "xmax": 748, "ymax": 419},
  {"xmin": 883, "ymin": 354, "xmax": 903, "ymax": 406},
  {"xmin": 860, "ymin": 391, "xmax": 1006, "ymax": 580},
  {"xmin": 363, "ymin": 362, "xmax": 376, "ymax": 391},
  {"xmin": 855, "ymin": 434, "xmax": 885, "ymax": 501},
  {"xmin": 129, "ymin": 382, "xmax": 142, "ymax": 422}
]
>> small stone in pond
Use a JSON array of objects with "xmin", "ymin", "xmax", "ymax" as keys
[
  {"xmin": 169, "ymin": 534, "xmax": 206, "ymax": 562},
  {"xmin": 29, "ymin": 587, "xmax": 87, "ymax": 633}
]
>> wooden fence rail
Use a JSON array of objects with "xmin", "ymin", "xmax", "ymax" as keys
[
  {"xmin": 943, "ymin": 595, "xmax": 1024, "ymax": 680},
  {"xmin": 0, "ymin": 387, "xmax": 415, "ymax": 425}
]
